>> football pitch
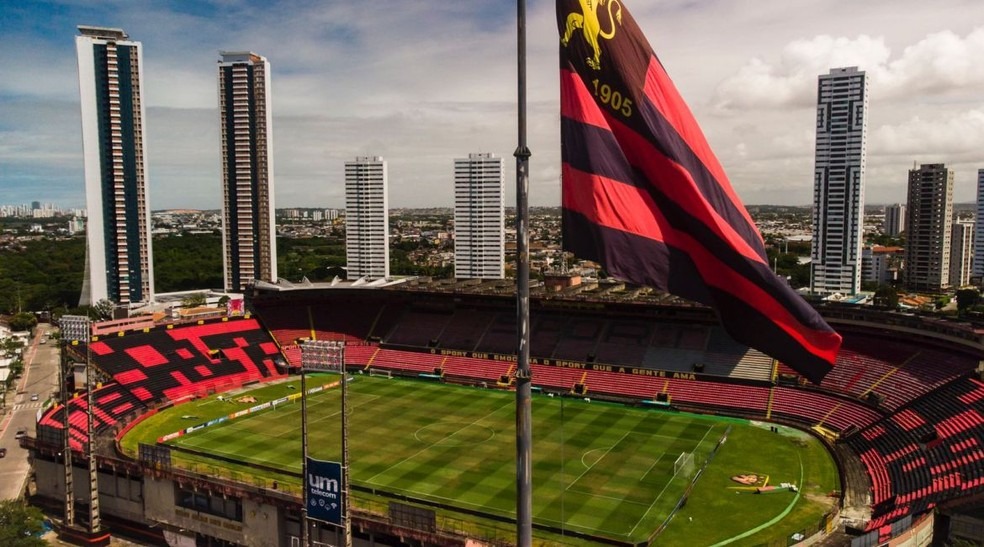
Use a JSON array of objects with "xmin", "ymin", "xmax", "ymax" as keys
[{"xmin": 125, "ymin": 374, "xmax": 839, "ymax": 545}]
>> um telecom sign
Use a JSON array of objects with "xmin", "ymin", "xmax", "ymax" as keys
[{"xmin": 306, "ymin": 457, "xmax": 342, "ymax": 525}]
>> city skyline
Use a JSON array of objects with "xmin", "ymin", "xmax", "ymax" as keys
[{"xmin": 2, "ymin": 1, "xmax": 984, "ymax": 210}]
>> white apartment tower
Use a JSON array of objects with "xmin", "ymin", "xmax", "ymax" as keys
[
  {"xmin": 344, "ymin": 157, "xmax": 389, "ymax": 279},
  {"xmin": 454, "ymin": 153, "xmax": 505, "ymax": 279},
  {"xmin": 810, "ymin": 67, "xmax": 867, "ymax": 296},
  {"xmin": 950, "ymin": 220, "xmax": 974, "ymax": 288},
  {"xmin": 218, "ymin": 51, "xmax": 277, "ymax": 291},
  {"xmin": 884, "ymin": 204, "xmax": 906, "ymax": 237},
  {"xmin": 974, "ymin": 169, "xmax": 984, "ymax": 279},
  {"xmin": 76, "ymin": 26, "xmax": 153, "ymax": 305},
  {"xmin": 904, "ymin": 164, "xmax": 954, "ymax": 292}
]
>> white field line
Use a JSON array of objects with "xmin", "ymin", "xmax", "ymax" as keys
[
  {"xmin": 627, "ymin": 423, "xmax": 716, "ymax": 538},
  {"xmin": 365, "ymin": 400, "xmax": 513, "ymax": 486}
]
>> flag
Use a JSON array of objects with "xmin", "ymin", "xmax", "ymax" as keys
[{"xmin": 557, "ymin": 0, "xmax": 841, "ymax": 383}]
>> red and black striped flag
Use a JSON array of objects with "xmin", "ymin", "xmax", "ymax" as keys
[{"xmin": 557, "ymin": 0, "xmax": 841, "ymax": 383}]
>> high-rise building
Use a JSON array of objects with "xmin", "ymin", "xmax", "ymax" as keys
[
  {"xmin": 904, "ymin": 163, "xmax": 953, "ymax": 292},
  {"xmin": 861, "ymin": 245, "xmax": 902, "ymax": 285},
  {"xmin": 810, "ymin": 67, "xmax": 868, "ymax": 296},
  {"xmin": 884, "ymin": 204, "xmax": 906, "ymax": 237},
  {"xmin": 453, "ymin": 153, "xmax": 505, "ymax": 279},
  {"xmin": 344, "ymin": 156, "xmax": 389, "ymax": 279},
  {"xmin": 218, "ymin": 51, "xmax": 277, "ymax": 291},
  {"xmin": 76, "ymin": 26, "xmax": 153, "ymax": 305},
  {"xmin": 950, "ymin": 220, "xmax": 974, "ymax": 288},
  {"xmin": 974, "ymin": 170, "xmax": 984, "ymax": 279}
]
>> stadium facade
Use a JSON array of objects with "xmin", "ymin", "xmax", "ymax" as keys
[
  {"xmin": 218, "ymin": 51, "xmax": 278, "ymax": 292},
  {"xmin": 76, "ymin": 25, "xmax": 154, "ymax": 306},
  {"xmin": 811, "ymin": 67, "xmax": 868, "ymax": 297}
]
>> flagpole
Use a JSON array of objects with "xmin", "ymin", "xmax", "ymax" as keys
[{"xmin": 514, "ymin": 0, "xmax": 533, "ymax": 544}]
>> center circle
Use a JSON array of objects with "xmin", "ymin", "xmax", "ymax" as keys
[{"xmin": 414, "ymin": 422, "xmax": 496, "ymax": 446}]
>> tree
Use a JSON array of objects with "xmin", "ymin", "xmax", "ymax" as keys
[
  {"xmin": 9, "ymin": 312, "xmax": 36, "ymax": 333},
  {"xmin": 955, "ymin": 288, "xmax": 980, "ymax": 315},
  {"xmin": 182, "ymin": 293, "xmax": 207, "ymax": 308},
  {"xmin": 0, "ymin": 499, "xmax": 47, "ymax": 546},
  {"xmin": 93, "ymin": 299, "xmax": 115, "ymax": 320},
  {"xmin": 1, "ymin": 337, "xmax": 24, "ymax": 358},
  {"xmin": 873, "ymin": 285, "xmax": 899, "ymax": 309}
]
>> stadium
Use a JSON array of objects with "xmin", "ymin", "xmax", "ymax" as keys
[{"xmin": 25, "ymin": 278, "xmax": 984, "ymax": 546}]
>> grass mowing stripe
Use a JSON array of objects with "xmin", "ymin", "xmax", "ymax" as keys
[
  {"xmin": 626, "ymin": 422, "xmax": 717, "ymax": 538},
  {"xmin": 364, "ymin": 399, "xmax": 514, "ymax": 486},
  {"xmin": 146, "ymin": 376, "xmax": 838, "ymax": 545},
  {"xmin": 565, "ymin": 428, "xmax": 633, "ymax": 491},
  {"xmin": 639, "ymin": 451, "xmax": 667, "ymax": 482}
]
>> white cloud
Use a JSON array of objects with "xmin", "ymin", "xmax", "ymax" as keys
[
  {"xmin": 713, "ymin": 27, "xmax": 984, "ymax": 111},
  {"xmin": 871, "ymin": 110, "xmax": 984, "ymax": 156}
]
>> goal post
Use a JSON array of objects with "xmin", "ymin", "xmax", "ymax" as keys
[
  {"xmin": 368, "ymin": 368, "xmax": 392, "ymax": 379},
  {"xmin": 673, "ymin": 451, "xmax": 695, "ymax": 478}
]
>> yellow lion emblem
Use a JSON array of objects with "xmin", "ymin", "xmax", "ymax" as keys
[{"xmin": 561, "ymin": 0, "xmax": 624, "ymax": 70}]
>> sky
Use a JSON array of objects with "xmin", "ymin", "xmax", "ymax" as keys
[{"xmin": 1, "ymin": 0, "xmax": 984, "ymax": 210}]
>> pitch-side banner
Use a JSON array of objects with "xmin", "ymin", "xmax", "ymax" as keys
[{"xmin": 306, "ymin": 457, "xmax": 342, "ymax": 525}]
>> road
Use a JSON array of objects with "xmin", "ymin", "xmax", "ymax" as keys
[{"xmin": 0, "ymin": 323, "xmax": 61, "ymax": 500}]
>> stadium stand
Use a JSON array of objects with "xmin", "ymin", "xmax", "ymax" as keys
[
  {"xmin": 311, "ymin": 303, "xmax": 381, "ymax": 343},
  {"xmin": 593, "ymin": 320, "xmax": 651, "ymax": 366},
  {"xmin": 552, "ymin": 318, "xmax": 603, "ymax": 361},
  {"xmin": 385, "ymin": 308, "xmax": 454, "ymax": 346},
  {"xmin": 847, "ymin": 376, "xmax": 984, "ymax": 529},
  {"xmin": 474, "ymin": 314, "xmax": 517, "ymax": 355},
  {"xmin": 437, "ymin": 307, "xmax": 496, "ymax": 351},
  {"xmin": 771, "ymin": 387, "xmax": 884, "ymax": 433},
  {"xmin": 38, "ymin": 317, "xmax": 285, "ymax": 451},
  {"xmin": 529, "ymin": 315, "xmax": 565, "ymax": 358},
  {"xmin": 38, "ymin": 382, "xmax": 150, "ymax": 451}
]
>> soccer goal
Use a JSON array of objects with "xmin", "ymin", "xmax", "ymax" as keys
[
  {"xmin": 674, "ymin": 451, "xmax": 695, "ymax": 478},
  {"xmin": 368, "ymin": 368, "xmax": 392, "ymax": 379}
]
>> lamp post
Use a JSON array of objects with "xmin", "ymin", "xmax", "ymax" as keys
[{"xmin": 299, "ymin": 340, "xmax": 350, "ymax": 547}]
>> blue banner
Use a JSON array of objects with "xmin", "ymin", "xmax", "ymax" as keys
[{"xmin": 306, "ymin": 457, "xmax": 342, "ymax": 525}]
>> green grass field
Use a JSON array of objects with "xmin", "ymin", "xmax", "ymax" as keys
[{"xmin": 123, "ymin": 374, "xmax": 839, "ymax": 545}]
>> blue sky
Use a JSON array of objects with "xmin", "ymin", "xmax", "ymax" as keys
[{"xmin": 2, "ymin": 0, "xmax": 984, "ymax": 210}]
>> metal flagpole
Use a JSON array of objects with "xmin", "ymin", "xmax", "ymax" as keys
[
  {"xmin": 514, "ymin": 0, "xmax": 533, "ymax": 544},
  {"xmin": 299, "ymin": 355, "xmax": 310, "ymax": 547}
]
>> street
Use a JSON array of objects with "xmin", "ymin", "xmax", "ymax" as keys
[{"xmin": 0, "ymin": 323, "xmax": 61, "ymax": 500}]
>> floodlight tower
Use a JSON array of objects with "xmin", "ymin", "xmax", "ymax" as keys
[
  {"xmin": 299, "ymin": 340, "xmax": 350, "ymax": 547},
  {"xmin": 59, "ymin": 315, "xmax": 89, "ymax": 528},
  {"xmin": 61, "ymin": 315, "xmax": 101, "ymax": 536}
]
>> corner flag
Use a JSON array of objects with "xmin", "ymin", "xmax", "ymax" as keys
[{"xmin": 557, "ymin": 0, "xmax": 841, "ymax": 383}]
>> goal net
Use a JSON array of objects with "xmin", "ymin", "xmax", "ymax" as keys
[
  {"xmin": 674, "ymin": 452, "xmax": 695, "ymax": 478},
  {"xmin": 368, "ymin": 368, "xmax": 392, "ymax": 378}
]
